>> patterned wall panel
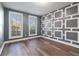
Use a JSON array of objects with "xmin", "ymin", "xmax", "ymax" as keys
[
  {"xmin": 65, "ymin": 3, "xmax": 79, "ymax": 44},
  {"xmin": 54, "ymin": 30, "xmax": 63, "ymax": 39},
  {"xmin": 65, "ymin": 4, "xmax": 79, "ymax": 17},
  {"xmin": 65, "ymin": 31, "xmax": 78, "ymax": 41},
  {"xmin": 54, "ymin": 9, "xmax": 63, "ymax": 40},
  {"xmin": 66, "ymin": 18, "xmax": 78, "ymax": 28},
  {"xmin": 41, "ymin": 3, "xmax": 79, "ymax": 47},
  {"xmin": 54, "ymin": 20, "xmax": 63, "ymax": 28},
  {"xmin": 54, "ymin": 10, "xmax": 63, "ymax": 19}
]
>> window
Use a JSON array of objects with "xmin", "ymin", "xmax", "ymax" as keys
[
  {"xmin": 28, "ymin": 15, "xmax": 37, "ymax": 36},
  {"xmin": 9, "ymin": 11, "xmax": 23, "ymax": 39}
]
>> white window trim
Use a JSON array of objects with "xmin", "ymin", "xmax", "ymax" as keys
[
  {"xmin": 28, "ymin": 15, "xmax": 37, "ymax": 36},
  {"xmin": 9, "ymin": 11, "xmax": 23, "ymax": 39}
]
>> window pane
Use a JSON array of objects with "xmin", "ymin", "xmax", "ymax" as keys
[{"xmin": 29, "ymin": 15, "xmax": 37, "ymax": 36}]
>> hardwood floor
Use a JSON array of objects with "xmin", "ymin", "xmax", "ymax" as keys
[{"xmin": 1, "ymin": 38, "xmax": 79, "ymax": 56}]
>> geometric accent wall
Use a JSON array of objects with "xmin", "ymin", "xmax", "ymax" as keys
[
  {"xmin": 41, "ymin": 3, "xmax": 79, "ymax": 46},
  {"xmin": 41, "ymin": 14, "xmax": 52, "ymax": 37}
]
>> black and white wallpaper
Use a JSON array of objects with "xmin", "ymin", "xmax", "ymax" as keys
[{"xmin": 41, "ymin": 3, "xmax": 79, "ymax": 47}]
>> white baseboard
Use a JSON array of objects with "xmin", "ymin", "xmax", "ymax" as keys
[
  {"xmin": 41, "ymin": 36, "xmax": 79, "ymax": 49},
  {"xmin": 4, "ymin": 35, "xmax": 41, "ymax": 44},
  {"xmin": 0, "ymin": 35, "xmax": 41, "ymax": 55}
]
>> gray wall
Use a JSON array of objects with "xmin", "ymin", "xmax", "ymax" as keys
[{"xmin": 4, "ymin": 8, "xmax": 41, "ymax": 41}]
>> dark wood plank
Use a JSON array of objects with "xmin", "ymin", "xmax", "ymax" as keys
[{"xmin": 1, "ymin": 38, "xmax": 79, "ymax": 56}]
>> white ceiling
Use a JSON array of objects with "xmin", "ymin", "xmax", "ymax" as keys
[{"xmin": 3, "ymin": 2, "xmax": 73, "ymax": 16}]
